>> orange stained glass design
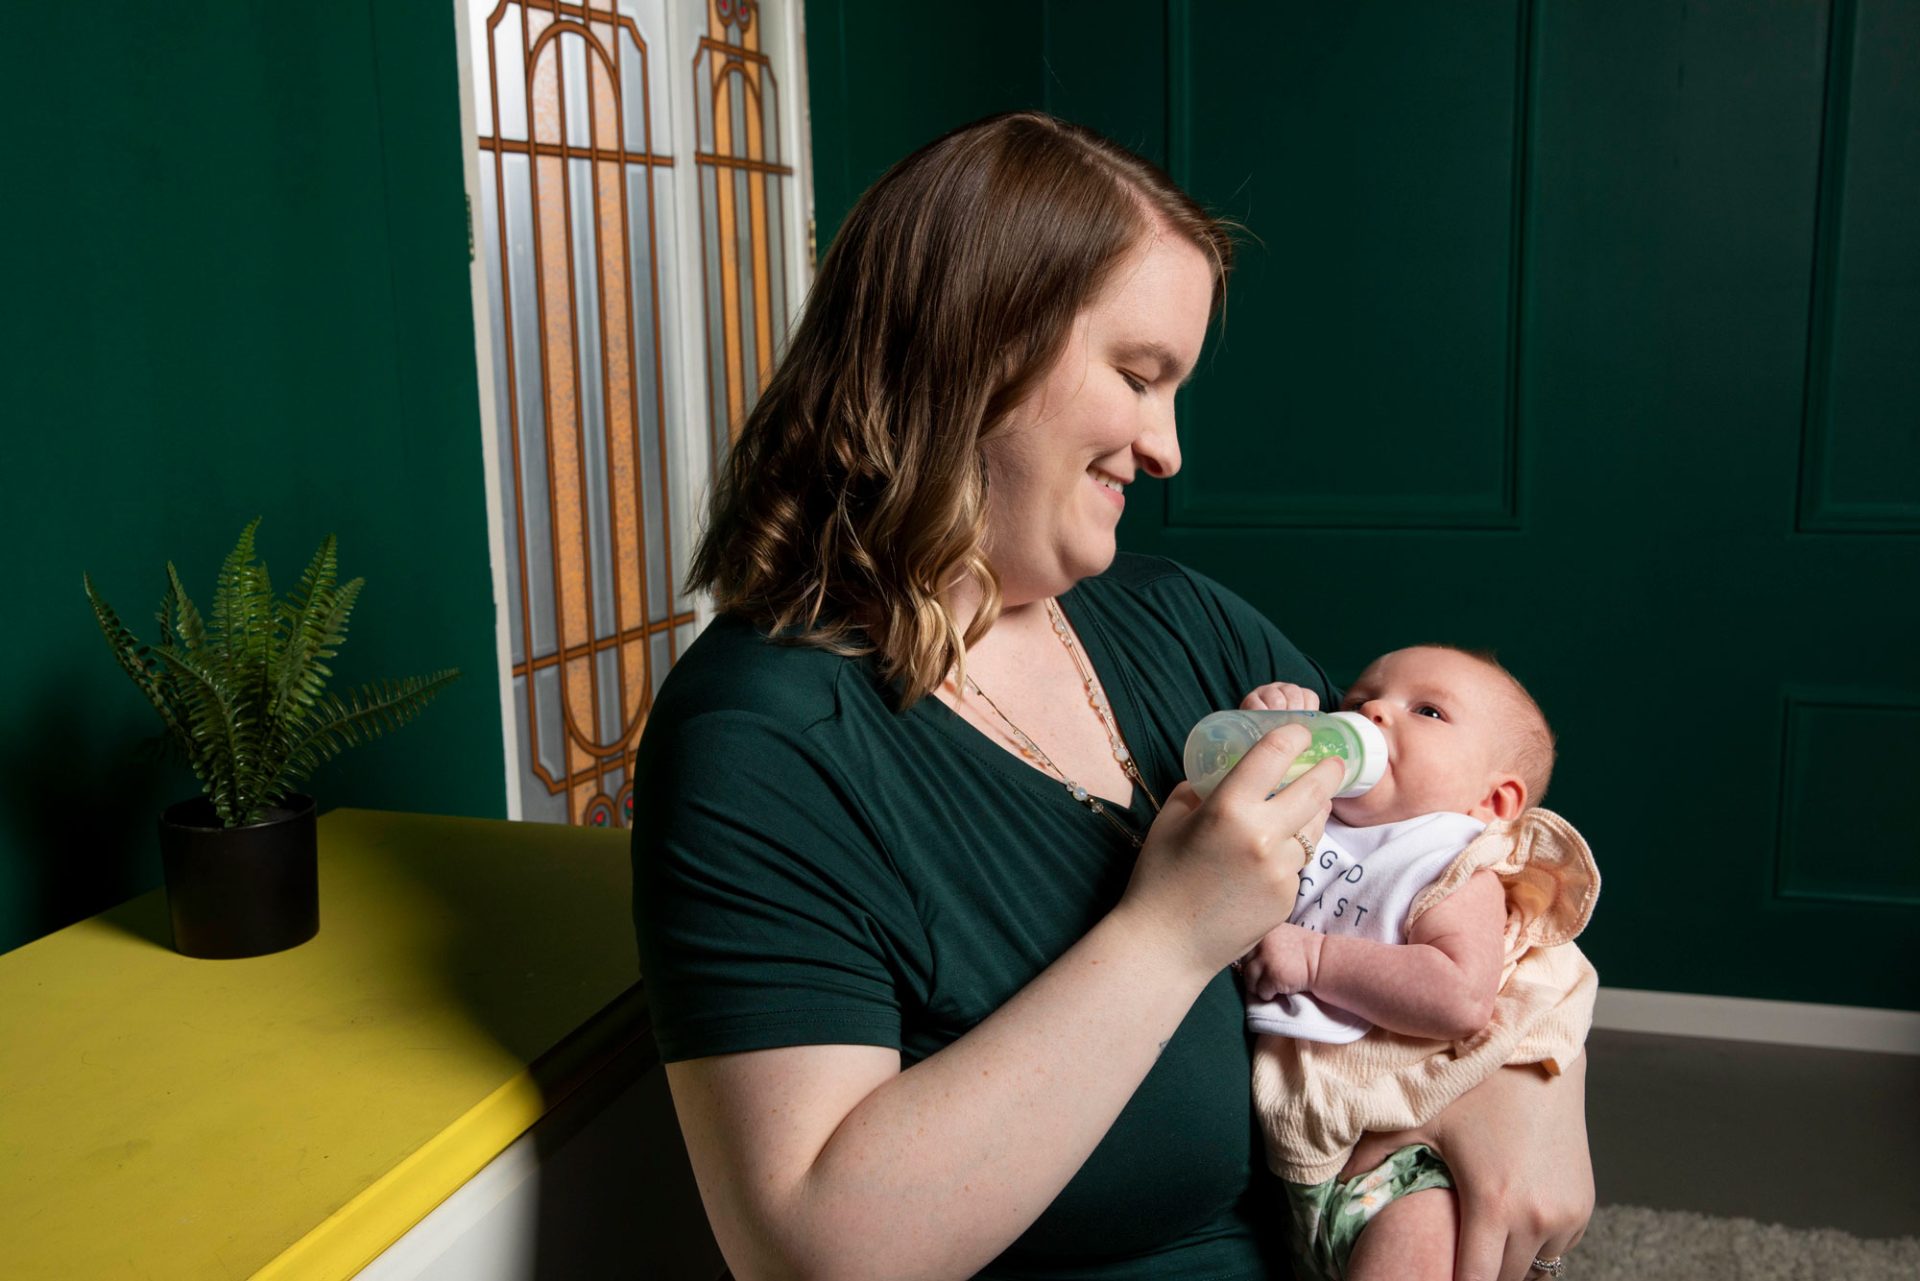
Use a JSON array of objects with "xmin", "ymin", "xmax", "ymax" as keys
[
  {"xmin": 473, "ymin": 0, "xmax": 692, "ymax": 828},
  {"xmin": 693, "ymin": 0, "xmax": 796, "ymax": 467}
]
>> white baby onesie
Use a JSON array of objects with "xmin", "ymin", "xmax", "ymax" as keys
[{"xmin": 1245, "ymin": 811, "xmax": 1487, "ymax": 1042}]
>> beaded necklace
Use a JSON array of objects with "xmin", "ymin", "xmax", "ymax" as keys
[{"xmin": 961, "ymin": 598, "xmax": 1163, "ymax": 848}]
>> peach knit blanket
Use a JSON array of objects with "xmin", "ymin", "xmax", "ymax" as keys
[{"xmin": 1254, "ymin": 807, "xmax": 1601, "ymax": 1184}]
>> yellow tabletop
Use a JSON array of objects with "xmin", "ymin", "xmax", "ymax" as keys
[{"xmin": 0, "ymin": 808, "xmax": 644, "ymax": 1280}]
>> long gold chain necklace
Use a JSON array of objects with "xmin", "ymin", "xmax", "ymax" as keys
[{"xmin": 960, "ymin": 598, "xmax": 1163, "ymax": 848}]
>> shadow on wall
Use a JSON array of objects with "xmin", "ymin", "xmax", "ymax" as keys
[{"xmin": 0, "ymin": 665, "xmax": 187, "ymax": 947}]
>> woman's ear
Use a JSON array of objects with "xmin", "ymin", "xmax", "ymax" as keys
[{"xmin": 1477, "ymin": 775, "xmax": 1528, "ymax": 822}]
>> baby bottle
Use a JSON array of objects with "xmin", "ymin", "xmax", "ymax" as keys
[{"xmin": 1183, "ymin": 709, "xmax": 1388, "ymax": 799}]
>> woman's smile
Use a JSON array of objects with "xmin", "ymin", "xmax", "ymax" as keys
[{"xmin": 1088, "ymin": 466, "xmax": 1128, "ymax": 509}]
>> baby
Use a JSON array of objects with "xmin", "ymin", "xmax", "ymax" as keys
[{"xmin": 1236, "ymin": 645, "xmax": 1600, "ymax": 1281}]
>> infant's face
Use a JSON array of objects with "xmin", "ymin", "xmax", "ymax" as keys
[{"xmin": 1330, "ymin": 646, "xmax": 1519, "ymax": 827}]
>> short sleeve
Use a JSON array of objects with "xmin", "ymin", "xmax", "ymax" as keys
[
  {"xmin": 632, "ymin": 707, "xmax": 919, "ymax": 1062},
  {"xmin": 1172, "ymin": 563, "xmax": 1340, "ymax": 707}
]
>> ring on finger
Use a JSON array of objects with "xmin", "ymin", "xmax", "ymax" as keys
[
  {"xmin": 1292, "ymin": 832, "xmax": 1314, "ymax": 861},
  {"xmin": 1530, "ymin": 1256, "xmax": 1566, "ymax": 1278}
]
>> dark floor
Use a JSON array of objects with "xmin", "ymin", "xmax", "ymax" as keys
[{"xmin": 1586, "ymin": 1028, "xmax": 1920, "ymax": 1238}]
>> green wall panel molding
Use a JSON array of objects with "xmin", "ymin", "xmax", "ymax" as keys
[
  {"xmin": 1777, "ymin": 695, "xmax": 1920, "ymax": 908},
  {"xmin": 2, "ymin": 3, "xmax": 507, "ymax": 954},
  {"xmin": 1797, "ymin": 0, "xmax": 1920, "ymax": 533},
  {"xmin": 811, "ymin": 0, "xmax": 1920, "ymax": 1011}
]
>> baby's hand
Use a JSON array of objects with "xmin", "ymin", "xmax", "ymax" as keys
[
  {"xmin": 1240, "ymin": 682, "xmax": 1321, "ymax": 712},
  {"xmin": 1237, "ymin": 923, "xmax": 1323, "ymax": 1002}
]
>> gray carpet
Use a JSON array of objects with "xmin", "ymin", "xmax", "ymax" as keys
[{"xmin": 1575, "ymin": 1204, "xmax": 1920, "ymax": 1280}]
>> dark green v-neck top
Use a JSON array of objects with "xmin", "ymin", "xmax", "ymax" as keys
[{"xmin": 632, "ymin": 554, "xmax": 1335, "ymax": 1279}]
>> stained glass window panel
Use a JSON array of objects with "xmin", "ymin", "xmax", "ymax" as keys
[{"xmin": 471, "ymin": 0, "xmax": 803, "ymax": 826}]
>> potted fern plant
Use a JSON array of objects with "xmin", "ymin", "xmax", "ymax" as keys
[{"xmin": 84, "ymin": 518, "xmax": 459, "ymax": 959}]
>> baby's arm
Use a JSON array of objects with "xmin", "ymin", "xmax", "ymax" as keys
[{"xmin": 1242, "ymin": 869, "xmax": 1506, "ymax": 1040}]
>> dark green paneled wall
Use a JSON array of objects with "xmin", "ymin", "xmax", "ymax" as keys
[
  {"xmin": 806, "ymin": 0, "xmax": 1048, "ymax": 251},
  {"xmin": 1, "ymin": 5, "xmax": 505, "ymax": 952},
  {"xmin": 808, "ymin": 0, "xmax": 1919, "ymax": 1010}
]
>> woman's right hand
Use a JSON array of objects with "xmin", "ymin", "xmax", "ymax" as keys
[{"xmin": 1118, "ymin": 725, "xmax": 1347, "ymax": 979}]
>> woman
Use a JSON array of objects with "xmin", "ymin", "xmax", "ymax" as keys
[{"xmin": 633, "ymin": 112, "xmax": 1592, "ymax": 1280}]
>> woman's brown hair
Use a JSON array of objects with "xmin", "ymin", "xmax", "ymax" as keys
[{"xmin": 688, "ymin": 111, "xmax": 1236, "ymax": 707}]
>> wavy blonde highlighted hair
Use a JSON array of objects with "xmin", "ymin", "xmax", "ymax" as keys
[{"xmin": 688, "ymin": 112, "xmax": 1236, "ymax": 708}]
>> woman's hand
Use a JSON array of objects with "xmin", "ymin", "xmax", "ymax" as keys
[
  {"xmin": 1344, "ymin": 1055, "xmax": 1594, "ymax": 1281},
  {"xmin": 1240, "ymin": 681, "xmax": 1322, "ymax": 711},
  {"xmin": 1118, "ymin": 725, "xmax": 1345, "ymax": 979}
]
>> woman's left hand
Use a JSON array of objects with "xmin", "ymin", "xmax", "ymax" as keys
[{"xmin": 1343, "ymin": 1054, "xmax": 1593, "ymax": 1281}]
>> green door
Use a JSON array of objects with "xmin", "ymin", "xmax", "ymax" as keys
[
  {"xmin": 807, "ymin": 0, "xmax": 1920, "ymax": 1011},
  {"xmin": 1113, "ymin": 0, "xmax": 1920, "ymax": 1010}
]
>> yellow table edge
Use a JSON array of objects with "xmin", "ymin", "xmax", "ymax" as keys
[{"xmin": 253, "ymin": 981, "xmax": 653, "ymax": 1280}]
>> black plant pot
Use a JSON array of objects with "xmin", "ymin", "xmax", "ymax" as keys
[{"xmin": 158, "ymin": 793, "xmax": 319, "ymax": 959}]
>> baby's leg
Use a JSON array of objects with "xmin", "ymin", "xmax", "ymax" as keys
[{"xmin": 1344, "ymin": 1186, "xmax": 1457, "ymax": 1281}]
